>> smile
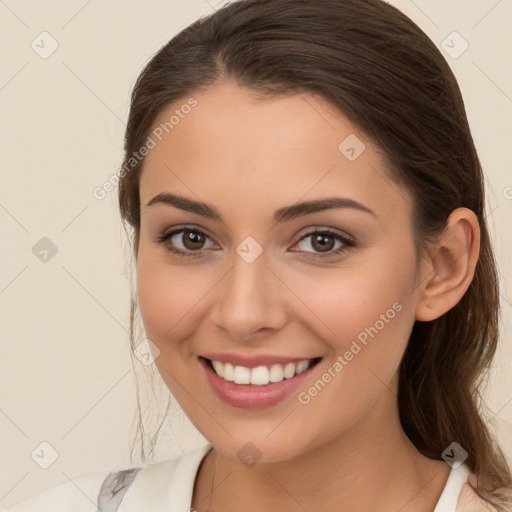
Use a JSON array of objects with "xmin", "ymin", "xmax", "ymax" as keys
[
  {"xmin": 199, "ymin": 355, "xmax": 323, "ymax": 409},
  {"xmin": 207, "ymin": 358, "xmax": 320, "ymax": 386}
]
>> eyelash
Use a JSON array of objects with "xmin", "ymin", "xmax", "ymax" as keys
[{"xmin": 153, "ymin": 225, "xmax": 355, "ymax": 260}]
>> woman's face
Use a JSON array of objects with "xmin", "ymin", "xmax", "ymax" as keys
[{"xmin": 136, "ymin": 81, "xmax": 426, "ymax": 463}]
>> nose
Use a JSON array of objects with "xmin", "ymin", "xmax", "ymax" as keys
[{"xmin": 211, "ymin": 248, "xmax": 289, "ymax": 342}]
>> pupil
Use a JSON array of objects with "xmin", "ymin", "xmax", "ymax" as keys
[
  {"xmin": 312, "ymin": 234, "xmax": 334, "ymax": 252},
  {"xmin": 184, "ymin": 231, "xmax": 204, "ymax": 250}
]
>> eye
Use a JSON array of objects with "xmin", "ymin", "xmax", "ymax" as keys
[
  {"xmin": 154, "ymin": 227, "xmax": 217, "ymax": 258},
  {"xmin": 290, "ymin": 229, "xmax": 355, "ymax": 258},
  {"xmin": 154, "ymin": 226, "xmax": 355, "ymax": 259}
]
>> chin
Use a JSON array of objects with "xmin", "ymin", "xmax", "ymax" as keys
[{"xmin": 200, "ymin": 424, "xmax": 326, "ymax": 466}]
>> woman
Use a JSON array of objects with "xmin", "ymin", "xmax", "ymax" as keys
[{"xmin": 7, "ymin": 0, "xmax": 512, "ymax": 510}]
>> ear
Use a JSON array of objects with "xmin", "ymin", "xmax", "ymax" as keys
[{"xmin": 415, "ymin": 207, "xmax": 480, "ymax": 322}]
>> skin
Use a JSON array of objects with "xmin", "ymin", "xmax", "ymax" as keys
[{"xmin": 136, "ymin": 80, "xmax": 481, "ymax": 512}]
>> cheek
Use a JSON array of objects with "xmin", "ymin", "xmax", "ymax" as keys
[
  {"xmin": 288, "ymin": 256, "xmax": 417, "ymax": 430},
  {"xmin": 285, "ymin": 248, "xmax": 417, "ymax": 361},
  {"xmin": 136, "ymin": 246, "xmax": 208, "ymax": 347}
]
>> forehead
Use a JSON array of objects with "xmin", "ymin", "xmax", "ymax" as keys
[{"xmin": 139, "ymin": 81, "xmax": 413, "ymax": 226}]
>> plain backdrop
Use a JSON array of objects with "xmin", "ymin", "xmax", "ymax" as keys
[{"xmin": 1, "ymin": 0, "xmax": 511, "ymax": 507}]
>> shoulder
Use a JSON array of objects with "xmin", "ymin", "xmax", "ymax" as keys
[
  {"xmin": 115, "ymin": 443, "xmax": 213, "ymax": 509},
  {"xmin": 5, "ymin": 470, "xmax": 111, "ymax": 512},
  {"xmin": 4, "ymin": 444, "xmax": 213, "ymax": 512},
  {"xmin": 455, "ymin": 483, "xmax": 499, "ymax": 512}
]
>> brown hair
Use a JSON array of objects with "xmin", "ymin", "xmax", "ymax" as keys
[{"xmin": 118, "ymin": 0, "xmax": 512, "ymax": 508}]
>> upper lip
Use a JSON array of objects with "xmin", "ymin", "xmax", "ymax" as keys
[{"xmin": 200, "ymin": 352, "xmax": 321, "ymax": 368}]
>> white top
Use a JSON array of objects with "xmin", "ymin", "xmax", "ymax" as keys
[{"xmin": 3, "ymin": 443, "xmax": 492, "ymax": 512}]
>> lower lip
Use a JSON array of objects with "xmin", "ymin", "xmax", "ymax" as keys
[{"xmin": 199, "ymin": 357, "xmax": 320, "ymax": 409}]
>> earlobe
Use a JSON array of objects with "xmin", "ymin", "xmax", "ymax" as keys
[{"xmin": 415, "ymin": 208, "xmax": 480, "ymax": 322}]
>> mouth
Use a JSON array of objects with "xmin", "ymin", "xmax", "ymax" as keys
[
  {"xmin": 200, "ymin": 356, "xmax": 323, "ymax": 386},
  {"xmin": 199, "ymin": 354, "xmax": 324, "ymax": 409}
]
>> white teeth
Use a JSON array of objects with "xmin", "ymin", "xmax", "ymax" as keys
[
  {"xmin": 250, "ymin": 366, "xmax": 269, "ymax": 386},
  {"xmin": 233, "ymin": 365, "xmax": 251, "ymax": 384},
  {"xmin": 269, "ymin": 364, "xmax": 284, "ymax": 382},
  {"xmin": 212, "ymin": 360, "xmax": 224, "ymax": 378},
  {"xmin": 296, "ymin": 360, "xmax": 309, "ymax": 374},
  {"xmin": 209, "ymin": 358, "xmax": 316, "ymax": 385},
  {"xmin": 283, "ymin": 362, "xmax": 295, "ymax": 379},
  {"xmin": 223, "ymin": 362, "xmax": 234, "ymax": 381}
]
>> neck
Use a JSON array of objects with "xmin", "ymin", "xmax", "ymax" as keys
[{"xmin": 192, "ymin": 390, "xmax": 450, "ymax": 512}]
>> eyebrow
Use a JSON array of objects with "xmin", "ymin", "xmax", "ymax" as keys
[{"xmin": 145, "ymin": 192, "xmax": 376, "ymax": 223}]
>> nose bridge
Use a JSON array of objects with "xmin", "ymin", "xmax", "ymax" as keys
[{"xmin": 212, "ymin": 245, "xmax": 287, "ymax": 339}]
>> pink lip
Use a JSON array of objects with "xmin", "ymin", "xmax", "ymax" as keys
[
  {"xmin": 200, "ymin": 352, "xmax": 317, "ymax": 368},
  {"xmin": 198, "ymin": 356, "xmax": 321, "ymax": 409}
]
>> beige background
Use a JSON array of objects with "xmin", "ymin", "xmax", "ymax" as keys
[{"xmin": 1, "ymin": 0, "xmax": 511, "ymax": 507}]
